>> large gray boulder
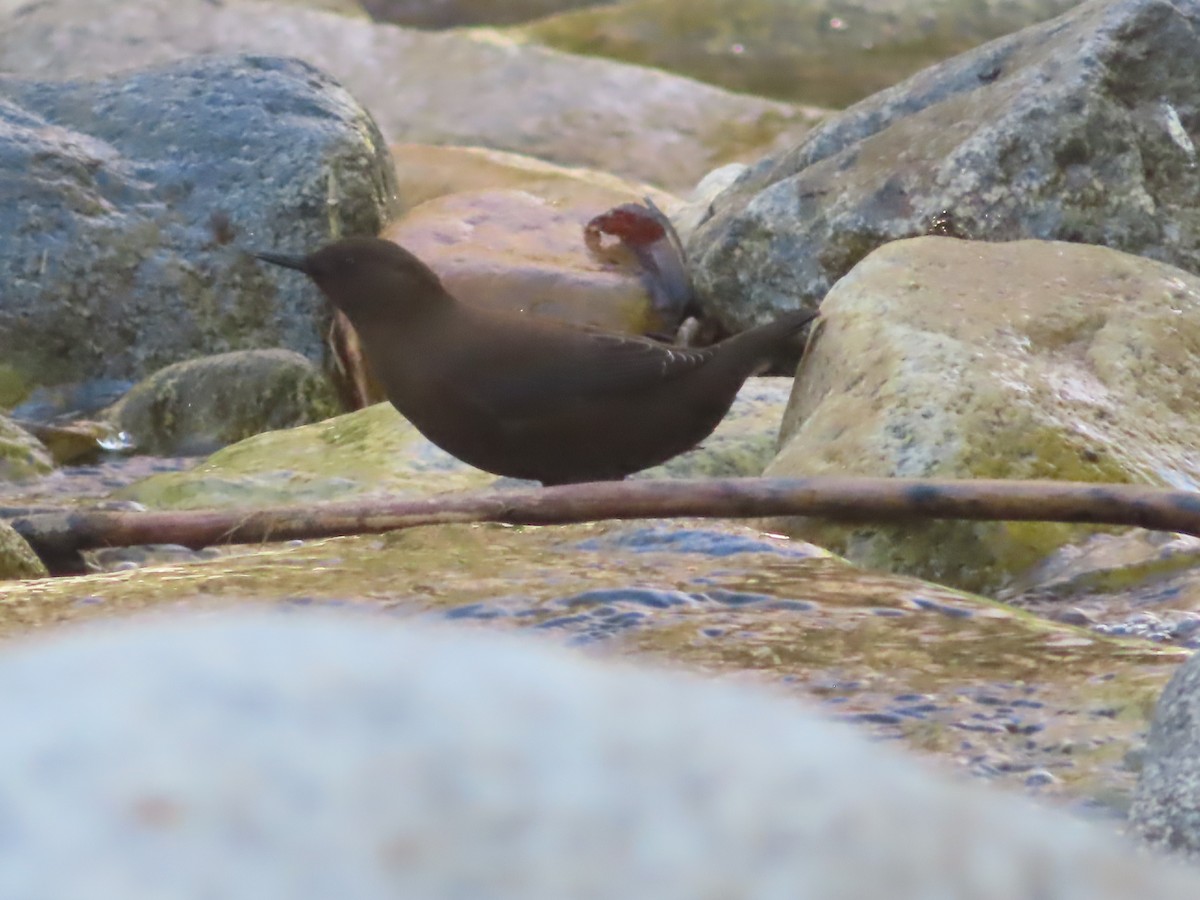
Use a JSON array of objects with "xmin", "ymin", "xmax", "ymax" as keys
[
  {"xmin": 0, "ymin": 608, "xmax": 1196, "ymax": 898},
  {"xmin": 0, "ymin": 54, "xmax": 396, "ymax": 391},
  {"xmin": 689, "ymin": 0, "xmax": 1200, "ymax": 329}
]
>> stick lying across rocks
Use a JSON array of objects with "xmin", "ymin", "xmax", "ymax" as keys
[{"xmin": 7, "ymin": 477, "xmax": 1200, "ymax": 575}]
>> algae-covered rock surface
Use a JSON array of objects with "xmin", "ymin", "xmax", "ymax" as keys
[
  {"xmin": 0, "ymin": 522, "xmax": 46, "ymax": 580},
  {"xmin": 767, "ymin": 238, "xmax": 1200, "ymax": 594},
  {"xmin": 104, "ymin": 350, "xmax": 342, "ymax": 457},
  {"xmin": 0, "ymin": 418, "xmax": 54, "ymax": 483}
]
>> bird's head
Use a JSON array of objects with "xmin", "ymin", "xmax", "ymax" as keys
[{"xmin": 255, "ymin": 237, "xmax": 451, "ymax": 325}]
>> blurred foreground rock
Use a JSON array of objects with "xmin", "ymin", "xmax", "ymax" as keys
[{"xmin": 0, "ymin": 608, "xmax": 1194, "ymax": 898}]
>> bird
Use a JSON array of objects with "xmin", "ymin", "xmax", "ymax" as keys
[{"xmin": 255, "ymin": 237, "xmax": 817, "ymax": 485}]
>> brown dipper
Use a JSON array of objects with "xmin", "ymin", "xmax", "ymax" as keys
[{"xmin": 256, "ymin": 237, "xmax": 816, "ymax": 485}]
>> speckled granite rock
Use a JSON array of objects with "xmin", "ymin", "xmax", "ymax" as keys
[
  {"xmin": 0, "ymin": 609, "xmax": 1195, "ymax": 898},
  {"xmin": 104, "ymin": 350, "xmax": 342, "ymax": 457},
  {"xmin": 766, "ymin": 237, "xmax": 1200, "ymax": 593},
  {"xmin": 0, "ymin": 54, "xmax": 395, "ymax": 389},
  {"xmin": 690, "ymin": 0, "xmax": 1200, "ymax": 331}
]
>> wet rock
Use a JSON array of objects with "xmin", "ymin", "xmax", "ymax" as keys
[
  {"xmin": 998, "ymin": 528, "xmax": 1200, "ymax": 640},
  {"xmin": 1131, "ymin": 648, "xmax": 1200, "ymax": 861},
  {"xmin": 0, "ymin": 417, "xmax": 55, "ymax": 483},
  {"xmin": 362, "ymin": 0, "xmax": 609, "ymax": 27},
  {"xmin": 12, "ymin": 420, "xmax": 132, "ymax": 467},
  {"xmin": 0, "ymin": 457, "xmax": 194, "ymax": 509},
  {"xmin": 0, "ymin": 54, "xmax": 396, "ymax": 390},
  {"xmin": 518, "ymin": 0, "xmax": 1081, "ymax": 107},
  {"xmin": 1002, "ymin": 531, "xmax": 1200, "ymax": 602},
  {"xmin": 0, "ymin": 608, "xmax": 1196, "ymax": 898},
  {"xmin": 573, "ymin": 524, "xmax": 814, "ymax": 558},
  {"xmin": 0, "ymin": 520, "xmax": 47, "ymax": 580},
  {"xmin": 120, "ymin": 377, "xmax": 793, "ymax": 509},
  {"xmin": 103, "ymin": 350, "xmax": 343, "ymax": 457},
  {"xmin": 690, "ymin": 0, "xmax": 1200, "ymax": 330},
  {"xmin": 381, "ymin": 189, "xmax": 681, "ymax": 337},
  {"xmin": 88, "ymin": 544, "xmax": 222, "ymax": 573},
  {"xmin": 766, "ymin": 237, "xmax": 1200, "ymax": 593},
  {"xmin": 0, "ymin": 0, "xmax": 818, "ymax": 192}
]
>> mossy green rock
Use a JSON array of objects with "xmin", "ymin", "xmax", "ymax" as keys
[
  {"xmin": 121, "ymin": 403, "xmax": 494, "ymax": 509},
  {"xmin": 122, "ymin": 378, "xmax": 793, "ymax": 510},
  {"xmin": 104, "ymin": 350, "xmax": 343, "ymax": 457},
  {"xmin": 0, "ymin": 416, "xmax": 54, "ymax": 483},
  {"xmin": 0, "ymin": 364, "xmax": 31, "ymax": 411},
  {"xmin": 0, "ymin": 520, "xmax": 47, "ymax": 580},
  {"xmin": 768, "ymin": 237, "xmax": 1200, "ymax": 594}
]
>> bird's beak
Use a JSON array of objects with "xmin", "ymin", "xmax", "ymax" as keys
[{"xmin": 254, "ymin": 251, "xmax": 310, "ymax": 273}]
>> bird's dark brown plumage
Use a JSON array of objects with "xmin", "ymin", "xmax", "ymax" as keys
[{"xmin": 256, "ymin": 237, "xmax": 816, "ymax": 485}]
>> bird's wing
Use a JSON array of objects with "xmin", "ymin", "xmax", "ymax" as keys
[{"xmin": 467, "ymin": 328, "xmax": 716, "ymax": 420}]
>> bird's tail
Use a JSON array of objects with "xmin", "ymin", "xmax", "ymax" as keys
[
  {"xmin": 759, "ymin": 307, "xmax": 819, "ymax": 339},
  {"xmin": 704, "ymin": 306, "xmax": 818, "ymax": 382},
  {"xmin": 731, "ymin": 306, "xmax": 818, "ymax": 356}
]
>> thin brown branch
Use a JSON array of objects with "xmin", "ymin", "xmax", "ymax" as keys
[{"xmin": 8, "ymin": 476, "xmax": 1200, "ymax": 575}]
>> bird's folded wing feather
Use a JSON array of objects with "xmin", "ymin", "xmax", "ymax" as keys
[{"xmin": 467, "ymin": 330, "xmax": 715, "ymax": 420}]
